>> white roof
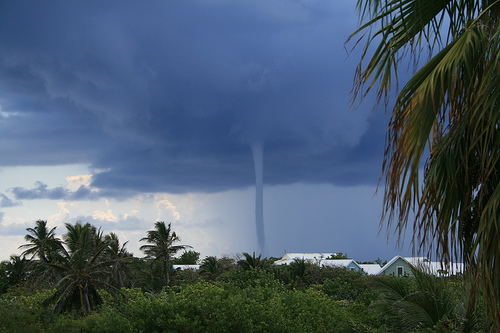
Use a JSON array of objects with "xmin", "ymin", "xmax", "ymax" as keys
[
  {"xmin": 403, "ymin": 257, "xmax": 464, "ymax": 276},
  {"xmin": 320, "ymin": 259, "xmax": 357, "ymax": 268},
  {"xmin": 281, "ymin": 253, "xmax": 336, "ymax": 260},
  {"xmin": 273, "ymin": 253, "xmax": 336, "ymax": 265},
  {"xmin": 274, "ymin": 259, "xmax": 295, "ymax": 266},
  {"xmin": 403, "ymin": 257, "xmax": 429, "ymax": 266},
  {"xmin": 358, "ymin": 264, "xmax": 381, "ymax": 275},
  {"xmin": 378, "ymin": 255, "xmax": 464, "ymax": 276},
  {"xmin": 419, "ymin": 261, "xmax": 464, "ymax": 276},
  {"xmin": 173, "ymin": 265, "xmax": 200, "ymax": 270}
]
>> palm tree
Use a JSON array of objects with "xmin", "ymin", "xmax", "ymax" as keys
[
  {"xmin": 43, "ymin": 222, "xmax": 122, "ymax": 313},
  {"xmin": 199, "ymin": 256, "xmax": 223, "ymax": 280},
  {"xmin": 18, "ymin": 220, "xmax": 64, "ymax": 288},
  {"xmin": 350, "ymin": 1, "xmax": 500, "ymax": 328},
  {"xmin": 2, "ymin": 255, "xmax": 29, "ymax": 287},
  {"xmin": 289, "ymin": 258, "xmax": 309, "ymax": 281},
  {"xmin": 0, "ymin": 260, "xmax": 10, "ymax": 293},
  {"xmin": 63, "ymin": 222, "xmax": 105, "ymax": 257},
  {"xmin": 19, "ymin": 220, "xmax": 62, "ymax": 263},
  {"xmin": 139, "ymin": 222, "xmax": 191, "ymax": 286},
  {"xmin": 104, "ymin": 232, "xmax": 133, "ymax": 289},
  {"xmin": 135, "ymin": 259, "xmax": 166, "ymax": 293},
  {"xmin": 374, "ymin": 265, "xmax": 480, "ymax": 332},
  {"xmin": 172, "ymin": 250, "xmax": 200, "ymax": 265},
  {"xmin": 237, "ymin": 252, "xmax": 268, "ymax": 271}
]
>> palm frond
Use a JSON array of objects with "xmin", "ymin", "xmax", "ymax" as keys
[{"xmin": 351, "ymin": 0, "xmax": 500, "ymax": 329}]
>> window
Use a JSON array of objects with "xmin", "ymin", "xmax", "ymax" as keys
[
  {"xmin": 397, "ymin": 266, "xmax": 404, "ymax": 276},
  {"xmin": 350, "ymin": 267, "xmax": 356, "ymax": 271}
]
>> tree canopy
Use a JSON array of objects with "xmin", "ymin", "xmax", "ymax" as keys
[{"xmin": 139, "ymin": 221, "xmax": 192, "ymax": 286}]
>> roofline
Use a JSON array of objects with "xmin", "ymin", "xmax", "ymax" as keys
[{"xmin": 376, "ymin": 255, "xmax": 407, "ymax": 275}]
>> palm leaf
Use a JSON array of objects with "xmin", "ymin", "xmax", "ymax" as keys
[{"xmin": 351, "ymin": 0, "xmax": 500, "ymax": 329}]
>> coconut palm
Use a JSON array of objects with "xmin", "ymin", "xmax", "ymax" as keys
[
  {"xmin": 19, "ymin": 220, "xmax": 64, "ymax": 288},
  {"xmin": 135, "ymin": 259, "xmax": 166, "ymax": 292},
  {"xmin": 19, "ymin": 220, "xmax": 62, "ymax": 263},
  {"xmin": 0, "ymin": 260, "xmax": 10, "ymax": 293},
  {"xmin": 237, "ymin": 252, "xmax": 268, "ymax": 271},
  {"xmin": 63, "ymin": 222, "xmax": 106, "ymax": 257},
  {"xmin": 172, "ymin": 250, "xmax": 200, "ymax": 265},
  {"xmin": 2, "ymin": 255, "xmax": 29, "ymax": 287},
  {"xmin": 350, "ymin": 1, "xmax": 500, "ymax": 328},
  {"xmin": 139, "ymin": 222, "xmax": 191, "ymax": 286},
  {"xmin": 104, "ymin": 232, "xmax": 133, "ymax": 289},
  {"xmin": 289, "ymin": 257, "xmax": 310, "ymax": 281},
  {"xmin": 43, "ymin": 222, "xmax": 122, "ymax": 313},
  {"xmin": 199, "ymin": 256, "xmax": 223, "ymax": 280}
]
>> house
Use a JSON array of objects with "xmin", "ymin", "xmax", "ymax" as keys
[
  {"xmin": 173, "ymin": 264, "xmax": 200, "ymax": 271},
  {"xmin": 321, "ymin": 259, "xmax": 363, "ymax": 273},
  {"xmin": 273, "ymin": 253, "xmax": 365, "ymax": 273},
  {"xmin": 377, "ymin": 256, "xmax": 464, "ymax": 277},
  {"xmin": 377, "ymin": 256, "xmax": 418, "ymax": 277},
  {"xmin": 358, "ymin": 264, "xmax": 382, "ymax": 275},
  {"xmin": 423, "ymin": 261, "xmax": 464, "ymax": 276},
  {"xmin": 273, "ymin": 253, "xmax": 336, "ymax": 266}
]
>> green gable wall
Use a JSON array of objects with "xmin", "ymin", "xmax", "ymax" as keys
[{"xmin": 379, "ymin": 257, "xmax": 413, "ymax": 277}]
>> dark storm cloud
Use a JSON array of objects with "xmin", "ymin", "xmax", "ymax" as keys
[
  {"xmin": 0, "ymin": 1, "xmax": 383, "ymax": 194},
  {"xmin": 10, "ymin": 181, "xmax": 100, "ymax": 201}
]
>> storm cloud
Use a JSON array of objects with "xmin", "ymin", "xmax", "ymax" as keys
[
  {"xmin": 0, "ymin": 1, "xmax": 382, "ymax": 195},
  {"xmin": 10, "ymin": 181, "xmax": 99, "ymax": 201}
]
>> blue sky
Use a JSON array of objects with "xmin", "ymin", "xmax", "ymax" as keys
[{"xmin": 0, "ymin": 1, "xmax": 413, "ymax": 262}]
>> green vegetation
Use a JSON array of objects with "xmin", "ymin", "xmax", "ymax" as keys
[
  {"xmin": 0, "ymin": 220, "xmax": 488, "ymax": 332},
  {"xmin": 327, "ymin": 252, "xmax": 348, "ymax": 260},
  {"xmin": 350, "ymin": 1, "xmax": 500, "ymax": 330},
  {"xmin": 172, "ymin": 250, "xmax": 200, "ymax": 265},
  {"xmin": 139, "ymin": 222, "xmax": 192, "ymax": 286}
]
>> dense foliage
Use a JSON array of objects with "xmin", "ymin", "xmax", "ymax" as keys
[{"xmin": 0, "ymin": 220, "xmax": 487, "ymax": 332}]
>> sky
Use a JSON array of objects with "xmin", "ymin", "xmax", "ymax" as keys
[{"xmin": 0, "ymin": 0, "xmax": 414, "ymax": 262}]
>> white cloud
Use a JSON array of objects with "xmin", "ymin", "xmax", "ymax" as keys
[
  {"xmin": 66, "ymin": 174, "xmax": 92, "ymax": 191},
  {"xmin": 48, "ymin": 201, "xmax": 74, "ymax": 224},
  {"xmin": 155, "ymin": 195, "xmax": 181, "ymax": 221},
  {"xmin": 93, "ymin": 209, "xmax": 118, "ymax": 222},
  {"xmin": 93, "ymin": 199, "xmax": 119, "ymax": 222}
]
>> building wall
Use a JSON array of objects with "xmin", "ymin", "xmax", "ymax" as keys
[
  {"xmin": 346, "ymin": 261, "xmax": 361, "ymax": 272},
  {"xmin": 380, "ymin": 257, "xmax": 413, "ymax": 277}
]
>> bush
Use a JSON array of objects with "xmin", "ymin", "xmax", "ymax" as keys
[{"xmin": 0, "ymin": 289, "xmax": 55, "ymax": 332}]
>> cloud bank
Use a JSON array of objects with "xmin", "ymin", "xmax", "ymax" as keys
[{"xmin": 0, "ymin": 1, "xmax": 383, "ymax": 197}]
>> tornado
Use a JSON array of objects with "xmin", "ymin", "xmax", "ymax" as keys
[{"xmin": 251, "ymin": 142, "xmax": 265, "ymax": 255}]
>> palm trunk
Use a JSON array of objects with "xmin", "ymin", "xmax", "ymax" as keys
[
  {"xmin": 165, "ymin": 255, "xmax": 170, "ymax": 286},
  {"xmin": 118, "ymin": 268, "xmax": 124, "ymax": 289}
]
